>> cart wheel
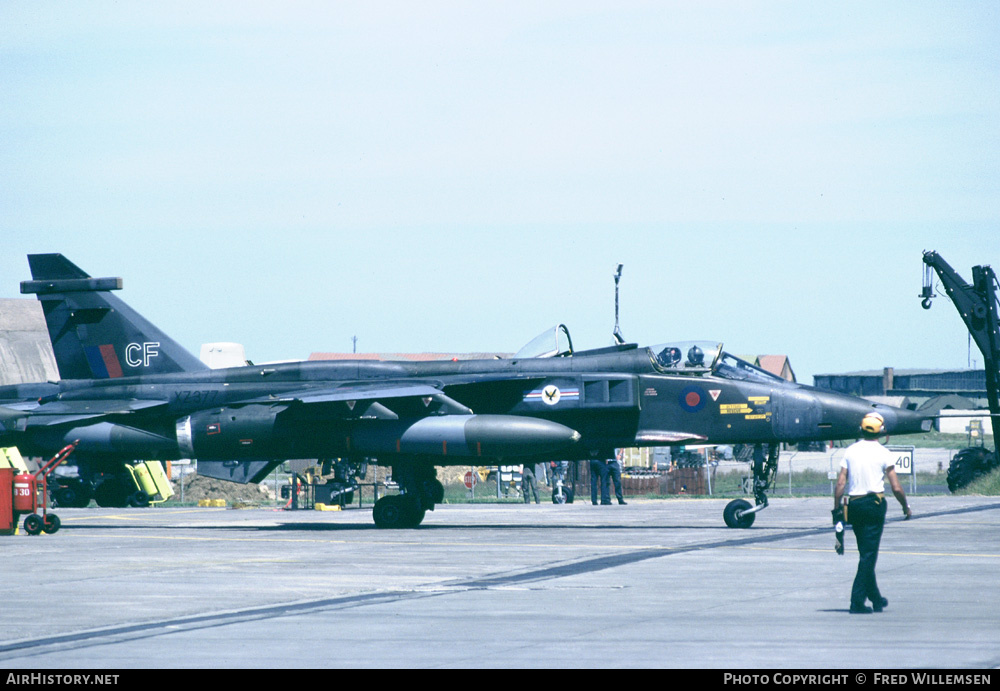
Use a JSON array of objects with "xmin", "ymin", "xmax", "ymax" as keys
[
  {"xmin": 43, "ymin": 514, "xmax": 61, "ymax": 534},
  {"xmin": 23, "ymin": 514, "xmax": 44, "ymax": 535}
]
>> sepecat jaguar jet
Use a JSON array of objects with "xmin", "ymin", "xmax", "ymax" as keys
[{"xmin": 1, "ymin": 254, "xmax": 931, "ymax": 528}]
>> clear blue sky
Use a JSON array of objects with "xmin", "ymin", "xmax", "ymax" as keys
[{"xmin": 2, "ymin": 2, "xmax": 998, "ymax": 383}]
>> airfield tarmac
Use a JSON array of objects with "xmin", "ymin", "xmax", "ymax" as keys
[{"xmin": 2, "ymin": 496, "xmax": 998, "ymax": 670}]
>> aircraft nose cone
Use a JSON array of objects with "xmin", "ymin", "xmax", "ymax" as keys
[
  {"xmin": 805, "ymin": 390, "xmax": 933, "ymax": 441},
  {"xmin": 872, "ymin": 404, "xmax": 934, "ymax": 436}
]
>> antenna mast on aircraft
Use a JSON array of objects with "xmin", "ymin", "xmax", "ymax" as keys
[{"xmin": 613, "ymin": 263, "xmax": 625, "ymax": 345}]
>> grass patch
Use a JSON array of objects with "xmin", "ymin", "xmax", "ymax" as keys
[
  {"xmin": 955, "ymin": 466, "xmax": 1000, "ymax": 496},
  {"xmin": 435, "ymin": 469, "xmax": 955, "ymax": 503},
  {"xmin": 901, "ymin": 431, "xmax": 993, "ymax": 450},
  {"xmin": 442, "ymin": 479, "xmax": 546, "ymax": 504},
  {"xmin": 715, "ymin": 470, "xmax": 948, "ymax": 498}
]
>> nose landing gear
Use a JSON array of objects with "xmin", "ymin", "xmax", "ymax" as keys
[{"xmin": 724, "ymin": 443, "xmax": 778, "ymax": 528}]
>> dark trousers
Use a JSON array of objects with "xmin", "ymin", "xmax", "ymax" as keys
[
  {"xmin": 605, "ymin": 460, "xmax": 624, "ymax": 504},
  {"xmin": 523, "ymin": 470, "xmax": 539, "ymax": 504},
  {"xmin": 590, "ymin": 460, "xmax": 609, "ymax": 504},
  {"xmin": 848, "ymin": 494, "xmax": 887, "ymax": 607}
]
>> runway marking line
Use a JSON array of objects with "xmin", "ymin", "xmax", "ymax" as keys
[
  {"xmin": 66, "ymin": 533, "xmax": 652, "ymax": 551},
  {"xmin": 59, "ymin": 509, "xmax": 224, "ymax": 522},
  {"xmin": 69, "ymin": 533, "xmax": 355, "ymax": 544},
  {"xmin": 735, "ymin": 546, "xmax": 1000, "ymax": 559}
]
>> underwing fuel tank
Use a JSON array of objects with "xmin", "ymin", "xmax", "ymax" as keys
[
  {"xmin": 33, "ymin": 421, "xmax": 177, "ymax": 456},
  {"xmin": 178, "ymin": 409, "xmax": 582, "ymax": 460},
  {"xmin": 349, "ymin": 415, "xmax": 582, "ymax": 457},
  {"xmin": 0, "ymin": 406, "xmax": 27, "ymax": 436}
]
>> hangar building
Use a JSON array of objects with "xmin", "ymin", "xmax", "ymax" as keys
[
  {"xmin": 0, "ymin": 298, "xmax": 58, "ymax": 385},
  {"xmin": 813, "ymin": 366, "xmax": 992, "ymax": 435},
  {"xmin": 813, "ymin": 367, "xmax": 987, "ymax": 409}
]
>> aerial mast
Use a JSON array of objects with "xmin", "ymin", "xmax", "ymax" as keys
[{"xmin": 613, "ymin": 263, "xmax": 625, "ymax": 345}]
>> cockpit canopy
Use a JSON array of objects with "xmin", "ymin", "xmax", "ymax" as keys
[
  {"xmin": 649, "ymin": 341, "xmax": 784, "ymax": 383},
  {"xmin": 711, "ymin": 351, "xmax": 786, "ymax": 383},
  {"xmin": 650, "ymin": 342, "xmax": 784, "ymax": 382},
  {"xmin": 650, "ymin": 341, "xmax": 722, "ymax": 371},
  {"xmin": 514, "ymin": 327, "xmax": 784, "ymax": 384},
  {"xmin": 513, "ymin": 324, "xmax": 574, "ymax": 358}
]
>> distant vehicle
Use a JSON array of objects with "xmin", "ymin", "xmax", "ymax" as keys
[{"xmin": 0, "ymin": 254, "xmax": 931, "ymax": 528}]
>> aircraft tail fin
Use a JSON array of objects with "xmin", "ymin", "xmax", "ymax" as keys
[{"xmin": 21, "ymin": 254, "xmax": 209, "ymax": 380}]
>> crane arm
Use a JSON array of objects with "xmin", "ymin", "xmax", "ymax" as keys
[
  {"xmin": 922, "ymin": 251, "xmax": 1000, "ymax": 364},
  {"xmin": 922, "ymin": 251, "xmax": 1000, "ymax": 470}
]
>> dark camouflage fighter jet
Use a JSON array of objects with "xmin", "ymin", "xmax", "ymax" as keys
[{"xmin": 1, "ymin": 254, "xmax": 931, "ymax": 528}]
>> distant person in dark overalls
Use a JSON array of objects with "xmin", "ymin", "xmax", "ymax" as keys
[
  {"xmin": 608, "ymin": 449, "xmax": 627, "ymax": 505},
  {"xmin": 522, "ymin": 463, "xmax": 540, "ymax": 504},
  {"xmin": 590, "ymin": 455, "xmax": 609, "ymax": 505}
]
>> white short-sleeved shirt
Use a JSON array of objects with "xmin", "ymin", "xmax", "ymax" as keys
[{"xmin": 839, "ymin": 439, "xmax": 894, "ymax": 496}]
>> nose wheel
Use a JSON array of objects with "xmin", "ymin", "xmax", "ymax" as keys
[
  {"xmin": 724, "ymin": 499, "xmax": 754, "ymax": 528},
  {"xmin": 724, "ymin": 443, "xmax": 777, "ymax": 528}
]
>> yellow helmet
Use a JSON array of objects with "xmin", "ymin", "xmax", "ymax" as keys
[{"xmin": 861, "ymin": 411, "xmax": 885, "ymax": 435}]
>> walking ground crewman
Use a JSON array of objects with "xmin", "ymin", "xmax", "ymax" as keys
[{"xmin": 834, "ymin": 411, "xmax": 912, "ymax": 614}]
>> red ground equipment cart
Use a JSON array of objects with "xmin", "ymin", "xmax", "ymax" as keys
[{"xmin": 10, "ymin": 442, "xmax": 78, "ymax": 535}]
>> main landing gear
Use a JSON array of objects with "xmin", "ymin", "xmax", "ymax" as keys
[
  {"xmin": 724, "ymin": 443, "xmax": 778, "ymax": 529},
  {"xmin": 372, "ymin": 462, "xmax": 444, "ymax": 529}
]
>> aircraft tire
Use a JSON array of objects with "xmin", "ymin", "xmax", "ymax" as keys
[
  {"xmin": 552, "ymin": 490, "xmax": 565, "ymax": 504},
  {"xmin": 373, "ymin": 496, "xmax": 402, "ymax": 528},
  {"xmin": 724, "ymin": 499, "xmax": 755, "ymax": 529},
  {"xmin": 947, "ymin": 447, "xmax": 997, "ymax": 492},
  {"xmin": 408, "ymin": 508, "xmax": 427, "ymax": 528},
  {"xmin": 23, "ymin": 514, "xmax": 44, "ymax": 535},
  {"xmin": 53, "ymin": 486, "xmax": 78, "ymax": 508},
  {"xmin": 399, "ymin": 495, "xmax": 426, "ymax": 528},
  {"xmin": 373, "ymin": 495, "xmax": 425, "ymax": 529},
  {"xmin": 75, "ymin": 483, "xmax": 94, "ymax": 508},
  {"xmin": 94, "ymin": 480, "xmax": 129, "ymax": 508},
  {"xmin": 426, "ymin": 479, "xmax": 445, "ymax": 505},
  {"xmin": 43, "ymin": 514, "xmax": 61, "ymax": 534},
  {"xmin": 53, "ymin": 481, "xmax": 92, "ymax": 508}
]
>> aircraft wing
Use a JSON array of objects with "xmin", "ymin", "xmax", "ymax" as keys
[
  {"xmin": 11, "ymin": 399, "xmax": 169, "ymax": 427},
  {"xmin": 250, "ymin": 384, "xmax": 474, "ymax": 418}
]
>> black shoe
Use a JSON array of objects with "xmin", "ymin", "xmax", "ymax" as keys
[
  {"xmin": 872, "ymin": 597, "xmax": 888, "ymax": 613},
  {"xmin": 849, "ymin": 604, "xmax": 873, "ymax": 614},
  {"xmin": 618, "ymin": 500, "xmax": 627, "ymax": 505},
  {"xmin": 601, "ymin": 501, "xmax": 612, "ymax": 505},
  {"xmin": 592, "ymin": 501, "xmax": 598, "ymax": 505}
]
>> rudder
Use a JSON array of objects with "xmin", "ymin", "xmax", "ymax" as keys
[{"xmin": 21, "ymin": 253, "xmax": 208, "ymax": 380}]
